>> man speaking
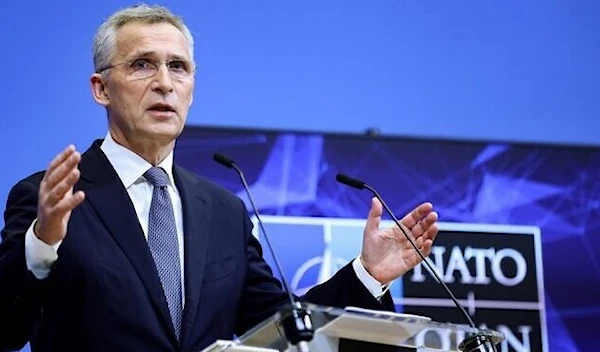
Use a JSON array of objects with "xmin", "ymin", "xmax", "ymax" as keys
[{"xmin": 0, "ymin": 4, "xmax": 439, "ymax": 351}]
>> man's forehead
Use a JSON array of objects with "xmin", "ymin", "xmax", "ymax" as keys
[{"xmin": 115, "ymin": 21, "xmax": 191, "ymax": 59}]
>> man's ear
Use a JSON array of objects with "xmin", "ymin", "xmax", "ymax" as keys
[{"xmin": 91, "ymin": 73, "xmax": 110, "ymax": 107}]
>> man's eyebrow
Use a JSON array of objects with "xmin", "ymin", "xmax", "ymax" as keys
[
  {"xmin": 169, "ymin": 55, "xmax": 189, "ymax": 61},
  {"xmin": 126, "ymin": 50, "xmax": 154, "ymax": 59},
  {"xmin": 126, "ymin": 51, "xmax": 189, "ymax": 61}
]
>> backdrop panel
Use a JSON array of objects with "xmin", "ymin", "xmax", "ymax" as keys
[{"xmin": 175, "ymin": 126, "xmax": 600, "ymax": 352}]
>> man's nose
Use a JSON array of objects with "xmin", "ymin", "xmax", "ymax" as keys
[{"xmin": 151, "ymin": 64, "xmax": 174, "ymax": 94}]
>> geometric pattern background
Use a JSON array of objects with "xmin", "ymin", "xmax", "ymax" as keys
[{"xmin": 176, "ymin": 126, "xmax": 600, "ymax": 352}]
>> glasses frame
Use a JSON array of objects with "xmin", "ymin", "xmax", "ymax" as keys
[{"xmin": 96, "ymin": 57, "xmax": 196, "ymax": 81}]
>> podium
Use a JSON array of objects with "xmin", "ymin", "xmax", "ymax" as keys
[{"xmin": 200, "ymin": 303, "xmax": 504, "ymax": 352}]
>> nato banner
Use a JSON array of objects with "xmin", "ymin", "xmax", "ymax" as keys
[{"xmin": 252, "ymin": 216, "xmax": 546, "ymax": 352}]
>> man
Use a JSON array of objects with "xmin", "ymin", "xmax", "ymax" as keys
[{"xmin": 0, "ymin": 4, "xmax": 439, "ymax": 352}]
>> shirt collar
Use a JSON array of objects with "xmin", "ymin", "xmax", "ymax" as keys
[{"xmin": 100, "ymin": 132, "xmax": 175, "ymax": 189}]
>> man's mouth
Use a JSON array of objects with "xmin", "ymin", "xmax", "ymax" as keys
[{"xmin": 148, "ymin": 103, "xmax": 176, "ymax": 113}]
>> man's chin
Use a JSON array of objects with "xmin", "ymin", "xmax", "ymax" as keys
[{"xmin": 141, "ymin": 128, "xmax": 180, "ymax": 144}]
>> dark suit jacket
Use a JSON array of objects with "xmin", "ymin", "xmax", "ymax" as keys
[{"xmin": 0, "ymin": 140, "xmax": 393, "ymax": 352}]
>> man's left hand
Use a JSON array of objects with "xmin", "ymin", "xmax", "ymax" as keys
[{"xmin": 360, "ymin": 197, "xmax": 439, "ymax": 284}]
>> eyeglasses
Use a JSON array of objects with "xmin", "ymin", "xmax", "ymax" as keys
[{"xmin": 97, "ymin": 57, "xmax": 196, "ymax": 81}]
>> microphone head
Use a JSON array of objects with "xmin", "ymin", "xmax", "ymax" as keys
[
  {"xmin": 336, "ymin": 173, "xmax": 366, "ymax": 190},
  {"xmin": 213, "ymin": 153, "xmax": 235, "ymax": 168}
]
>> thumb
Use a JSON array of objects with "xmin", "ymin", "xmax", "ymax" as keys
[{"xmin": 365, "ymin": 197, "xmax": 382, "ymax": 235}]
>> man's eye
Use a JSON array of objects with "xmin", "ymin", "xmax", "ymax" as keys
[
  {"xmin": 130, "ymin": 59, "xmax": 153, "ymax": 70},
  {"xmin": 168, "ymin": 60, "xmax": 188, "ymax": 72}
]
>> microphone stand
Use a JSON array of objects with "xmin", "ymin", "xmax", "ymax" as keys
[
  {"xmin": 336, "ymin": 173, "xmax": 498, "ymax": 352},
  {"xmin": 214, "ymin": 153, "xmax": 314, "ymax": 352}
]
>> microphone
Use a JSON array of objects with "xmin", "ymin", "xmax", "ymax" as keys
[
  {"xmin": 336, "ymin": 173, "xmax": 498, "ymax": 352},
  {"xmin": 213, "ymin": 153, "xmax": 313, "ymax": 351}
]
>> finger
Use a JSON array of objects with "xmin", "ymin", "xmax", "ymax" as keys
[
  {"xmin": 410, "ymin": 211, "xmax": 439, "ymax": 238},
  {"xmin": 413, "ymin": 224, "xmax": 438, "ymax": 251},
  {"xmin": 414, "ymin": 235, "xmax": 424, "ymax": 248},
  {"xmin": 401, "ymin": 202, "xmax": 434, "ymax": 228},
  {"xmin": 394, "ymin": 221, "xmax": 416, "ymax": 243},
  {"xmin": 364, "ymin": 197, "xmax": 383, "ymax": 235},
  {"xmin": 43, "ymin": 151, "xmax": 81, "ymax": 190},
  {"xmin": 411, "ymin": 223, "xmax": 438, "ymax": 256},
  {"xmin": 51, "ymin": 190, "xmax": 86, "ymax": 216},
  {"xmin": 45, "ymin": 151, "xmax": 81, "ymax": 186},
  {"xmin": 425, "ymin": 223, "xmax": 439, "ymax": 241},
  {"xmin": 43, "ymin": 169, "xmax": 81, "ymax": 206},
  {"xmin": 420, "ymin": 239, "xmax": 434, "ymax": 257},
  {"xmin": 46, "ymin": 145, "xmax": 76, "ymax": 175}
]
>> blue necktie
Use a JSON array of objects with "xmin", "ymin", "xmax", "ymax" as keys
[{"xmin": 144, "ymin": 167, "xmax": 183, "ymax": 338}]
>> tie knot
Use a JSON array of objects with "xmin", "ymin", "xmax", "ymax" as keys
[{"xmin": 144, "ymin": 167, "xmax": 170, "ymax": 188}]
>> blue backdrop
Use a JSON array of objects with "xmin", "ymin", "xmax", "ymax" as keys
[
  {"xmin": 1, "ymin": 1, "xmax": 599, "ymax": 351},
  {"xmin": 1, "ymin": 0, "xmax": 599, "ymax": 206}
]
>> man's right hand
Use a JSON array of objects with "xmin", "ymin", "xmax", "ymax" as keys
[{"xmin": 34, "ymin": 145, "xmax": 86, "ymax": 245}]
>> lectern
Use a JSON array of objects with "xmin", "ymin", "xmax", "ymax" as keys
[{"xmin": 200, "ymin": 303, "xmax": 504, "ymax": 352}]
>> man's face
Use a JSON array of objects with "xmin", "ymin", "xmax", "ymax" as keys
[{"xmin": 93, "ymin": 21, "xmax": 195, "ymax": 148}]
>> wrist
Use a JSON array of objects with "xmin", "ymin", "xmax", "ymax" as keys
[
  {"xmin": 33, "ymin": 220, "xmax": 59, "ymax": 246},
  {"xmin": 359, "ymin": 255, "xmax": 383, "ymax": 284}
]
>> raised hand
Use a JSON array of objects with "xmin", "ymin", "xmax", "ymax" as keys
[
  {"xmin": 34, "ymin": 145, "xmax": 86, "ymax": 245},
  {"xmin": 360, "ymin": 197, "xmax": 439, "ymax": 284}
]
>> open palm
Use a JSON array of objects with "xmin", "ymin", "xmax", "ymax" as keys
[{"xmin": 360, "ymin": 197, "xmax": 439, "ymax": 284}]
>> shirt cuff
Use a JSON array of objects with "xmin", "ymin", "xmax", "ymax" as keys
[
  {"xmin": 25, "ymin": 219, "xmax": 62, "ymax": 279},
  {"xmin": 352, "ymin": 257, "xmax": 392, "ymax": 300}
]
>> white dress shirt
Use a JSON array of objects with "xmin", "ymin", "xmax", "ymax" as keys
[{"xmin": 24, "ymin": 132, "xmax": 389, "ymax": 302}]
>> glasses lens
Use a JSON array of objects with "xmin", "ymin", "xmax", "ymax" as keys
[
  {"xmin": 124, "ymin": 58, "xmax": 154, "ymax": 80},
  {"xmin": 124, "ymin": 58, "xmax": 194, "ymax": 80},
  {"xmin": 168, "ymin": 60, "xmax": 194, "ymax": 79}
]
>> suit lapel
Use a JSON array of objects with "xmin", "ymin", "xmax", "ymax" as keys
[
  {"xmin": 78, "ymin": 141, "xmax": 179, "ymax": 345},
  {"xmin": 174, "ymin": 166, "xmax": 212, "ymax": 346}
]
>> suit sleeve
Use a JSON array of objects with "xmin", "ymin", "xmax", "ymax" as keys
[
  {"xmin": 0, "ymin": 177, "xmax": 47, "ymax": 351},
  {"xmin": 234, "ymin": 206, "xmax": 394, "ymax": 336},
  {"xmin": 234, "ymin": 211, "xmax": 290, "ymax": 335},
  {"xmin": 301, "ymin": 261, "xmax": 395, "ymax": 312}
]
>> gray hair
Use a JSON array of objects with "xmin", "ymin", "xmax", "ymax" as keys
[{"xmin": 93, "ymin": 3, "xmax": 194, "ymax": 73}]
